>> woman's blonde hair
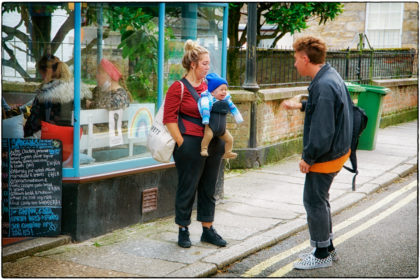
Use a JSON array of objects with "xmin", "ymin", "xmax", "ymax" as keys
[
  {"xmin": 37, "ymin": 55, "xmax": 72, "ymax": 82},
  {"xmin": 182, "ymin": 40, "xmax": 209, "ymax": 71}
]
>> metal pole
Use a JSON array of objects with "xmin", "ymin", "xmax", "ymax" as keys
[
  {"xmin": 157, "ymin": 3, "xmax": 165, "ymax": 109},
  {"xmin": 221, "ymin": 5, "xmax": 228, "ymax": 79},
  {"xmin": 242, "ymin": 3, "xmax": 259, "ymax": 92},
  {"xmin": 73, "ymin": 3, "xmax": 81, "ymax": 174},
  {"xmin": 242, "ymin": 3, "xmax": 259, "ymax": 149},
  {"xmin": 97, "ymin": 4, "xmax": 103, "ymax": 65},
  {"xmin": 357, "ymin": 33, "xmax": 363, "ymax": 83}
]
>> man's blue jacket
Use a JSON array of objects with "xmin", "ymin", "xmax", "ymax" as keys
[{"xmin": 301, "ymin": 63, "xmax": 353, "ymax": 166}]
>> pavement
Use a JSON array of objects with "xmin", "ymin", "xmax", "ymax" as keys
[{"xmin": 2, "ymin": 120, "xmax": 418, "ymax": 277}]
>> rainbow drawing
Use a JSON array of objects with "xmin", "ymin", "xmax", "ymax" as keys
[{"xmin": 128, "ymin": 104, "xmax": 155, "ymax": 141}]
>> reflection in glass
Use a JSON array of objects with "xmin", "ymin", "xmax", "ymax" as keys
[{"xmin": 2, "ymin": 3, "xmax": 226, "ymax": 168}]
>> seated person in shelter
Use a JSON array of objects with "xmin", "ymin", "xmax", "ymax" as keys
[
  {"xmin": 198, "ymin": 73, "xmax": 243, "ymax": 159},
  {"xmin": 86, "ymin": 58, "xmax": 133, "ymax": 110},
  {"xmin": 24, "ymin": 54, "xmax": 92, "ymax": 138}
]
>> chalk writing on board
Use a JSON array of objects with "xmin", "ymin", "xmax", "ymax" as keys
[{"xmin": 2, "ymin": 138, "xmax": 62, "ymax": 237}]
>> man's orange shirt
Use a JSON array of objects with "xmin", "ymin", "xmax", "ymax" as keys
[{"xmin": 309, "ymin": 149, "xmax": 351, "ymax": 173}]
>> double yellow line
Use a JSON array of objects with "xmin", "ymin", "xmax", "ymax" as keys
[{"xmin": 242, "ymin": 181, "xmax": 417, "ymax": 277}]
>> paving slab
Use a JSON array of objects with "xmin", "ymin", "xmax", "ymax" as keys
[
  {"xmin": 38, "ymin": 243, "xmax": 185, "ymax": 277},
  {"xmin": 212, "ymin": 210, "xmax": 280, "ymax": 241},
  {"xmin": 118, "ymin": 238, "xmax": 216, "ymax": 264}
]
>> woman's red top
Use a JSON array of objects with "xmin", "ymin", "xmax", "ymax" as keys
[{"xmin": 163, "ymin": 80, "xmax": 206, "ymax": 137}]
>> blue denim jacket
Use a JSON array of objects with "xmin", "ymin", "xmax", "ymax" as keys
[{"xmin": 301, "ymin": 63, "xmax": 353, "ymax": 165}]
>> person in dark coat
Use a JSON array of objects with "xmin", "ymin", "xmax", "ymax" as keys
[{"xmin": 283, "ymin": 36, "xmax": 353, "ymax": 270}]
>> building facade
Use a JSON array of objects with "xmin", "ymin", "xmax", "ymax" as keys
[{"xmin": 299, "ymin": 2, "xmax": 418, "ymax": 50}]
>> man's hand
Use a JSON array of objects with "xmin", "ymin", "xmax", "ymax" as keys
[
  {"xmin": 282, "ymin": 99, "xmax": 302, "ymax": 110},
  {"xmin": 299, "ymin": 159, "xmax": 311, "ymax": 173}
]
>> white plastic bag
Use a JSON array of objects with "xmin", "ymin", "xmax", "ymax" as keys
[{"xmin": 147, "ymin": 81, "xmax": 183, "ymax": 163}]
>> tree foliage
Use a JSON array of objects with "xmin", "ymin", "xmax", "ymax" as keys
[
  {"xmin": 2, "ymin": 3, "xmax": 74, "ymax": 81},
  {"xmin": 102, "ymin": 6, "xmax": 160, "ymax": 100}
]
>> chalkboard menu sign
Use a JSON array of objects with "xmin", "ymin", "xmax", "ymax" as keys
[{"xmin": 2, "ymin": 138, "xmax": 62, "ymax": 237}]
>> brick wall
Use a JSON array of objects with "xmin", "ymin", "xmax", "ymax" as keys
[
  {"xmin": 373, "ymin": 78, "xmax": 418, "ymax": 116},
  {"xmin": 226, "ymin": 91, "xmax": 253, "ymax": 148},
  {"xmin": 256, "ymin": 92, "xmax": 305, "ymax": 146}
]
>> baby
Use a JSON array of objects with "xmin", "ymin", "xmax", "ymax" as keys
[{"xmin": 198, "ymin": 73, "xmax": 243, "ymax": 159}]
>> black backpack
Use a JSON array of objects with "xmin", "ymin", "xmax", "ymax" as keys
[{"xmin": 343, "ymin": 104, "xmax": 368, "ymax": 191}]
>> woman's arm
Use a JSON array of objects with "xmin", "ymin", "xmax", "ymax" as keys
[
  {"xmin": 163, "ymin": 82, "xmax": 185, "ymax": 146},
  {"xmin": 166, "ymin": 123, "xmax": 184, "ymax": 147}
]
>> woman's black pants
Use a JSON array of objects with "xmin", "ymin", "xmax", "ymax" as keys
[{"xmin": 173, "ymin": 134, "xmax": 224, "ymax": 227}]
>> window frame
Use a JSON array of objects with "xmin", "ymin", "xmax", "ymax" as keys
[
  {"xmin": 365, "ymin": 2, "xmax": 404, "ymax": 48},
  {"xmin": 64, "ymin": 2, "xmax": 228, "ymax": 179}
]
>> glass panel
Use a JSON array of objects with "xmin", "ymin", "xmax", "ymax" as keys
[
  {"xmin": 2, "ymin": 3, "xmax": 76, "ymax": 166},
  {"xmin": 78, "ymin": 3, "xmax": 159, "ymax": 165},
  {"xmin": 3, "ymin": 3, "xmax": 228, "ymax": 174},
  {"xmin": 165, "ymin": 4, "xmax": 225, "ymax": 87}
]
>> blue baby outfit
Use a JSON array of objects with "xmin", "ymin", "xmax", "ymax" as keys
[{"xmin": 198, "ymin": 90, "xmax": 243, "ymax": 125}]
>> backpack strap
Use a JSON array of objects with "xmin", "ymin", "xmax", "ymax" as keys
[
  {"xmin": 180, "ymin": 77, "xmax": 200, "ymax": 102},
  {"xmin": 177, "ymin": 78, "xmax": 204, "ymax": 134},
  {"xmin": 343, "ymin": 165, "xmax": 358, "ymax": 191}
]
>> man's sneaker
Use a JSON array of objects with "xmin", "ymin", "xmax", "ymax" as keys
[
  {"xmin": 178, "ymin": 227, "xmax": 191, "ymax": 248},
  {"xmin": 329, "ymin": 250, "xmax": 339, "ymax": 261},
  {"xmin": 201, "ymin": 226, "xmax": 227, "ymax": 247},
  {"xmin": 293, "ymin": 253, "xmax": 332, "ymax": 270},
  {"xmin": 299, "ymin": 249, "xmax": 339, "ymax": 262}
]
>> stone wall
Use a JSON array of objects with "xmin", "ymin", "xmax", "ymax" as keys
[
  {"xmin": 298, "ymin": 3, "xmax": 367, "ymax": 49},
  {"xmin": 297, "ymin": 3, "xmax": 418, "ymax": 50},
  {"xmin": 402, "ymin": 3, "xmax": 419, "ymax": 49}
]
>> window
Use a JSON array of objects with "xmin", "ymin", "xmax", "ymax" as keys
[
  {"xmin": 2, "ymin": 3, "xmax": 228, "ymax": 178},
  {"xmin": 78, "ymin": 4, "xmax": 159, "ymax": 166},
  {"xmin": 365, "ymin": 3, "xmax": 404, "ymax": 48},
  {"xmin": 165, "ymin": 4, "xmax": 226, "ymax": 84}
]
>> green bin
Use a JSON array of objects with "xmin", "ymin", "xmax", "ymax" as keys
[
  {"xmin": 356, "ymin": 84, "xmax": 390, "ymax": 150},
  {"xmin": 345, "ymin": 82, "xmax": 366, "ymax": 102}
]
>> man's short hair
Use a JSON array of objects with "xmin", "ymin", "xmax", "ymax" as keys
[{"xmin": 293, "ymin": 36, "xmax": 327, "ymax": 64}]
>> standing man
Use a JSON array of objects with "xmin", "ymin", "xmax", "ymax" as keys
[{"xmin": 283, "ymin": 36, "xmax": 353, "ymax": 270}]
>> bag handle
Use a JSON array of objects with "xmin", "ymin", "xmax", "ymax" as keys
[{"xmin": 178, "ymin": 80, "xmax": 184, "ymax": 103}]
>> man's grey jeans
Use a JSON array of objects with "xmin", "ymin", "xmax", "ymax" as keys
[{"xmin": 303, "ymin": 171, "xmax": 338, "ymax": 248}]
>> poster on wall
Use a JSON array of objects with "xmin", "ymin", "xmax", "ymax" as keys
[
  {"xmin": 127, "ymin": 103, "xmax": 154, "ymax": 143},
  {"xmin": 2, "ymin": 138, "xmax": 62, "ymax": 237},
  {"xmin": 108, "ymin": 109, "xmax": 123, "ymax": 147}
]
